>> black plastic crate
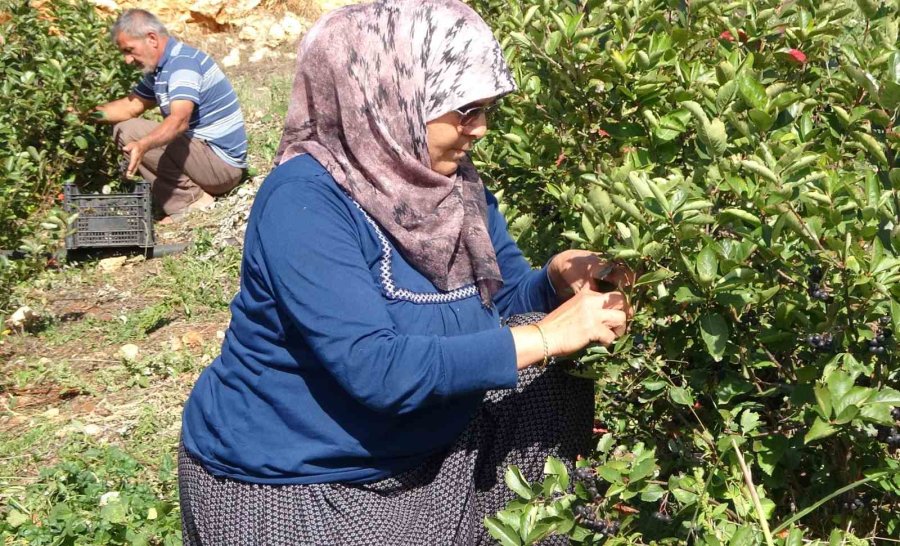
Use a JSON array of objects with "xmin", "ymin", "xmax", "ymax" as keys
[{"xmin": 63, "ymin": 183, "xmax": 154, "ymax": 250}]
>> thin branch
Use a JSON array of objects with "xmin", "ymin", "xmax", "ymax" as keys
[{"xmin": 731, "ymin": 439, "xmax": 776, "ymax": 546}]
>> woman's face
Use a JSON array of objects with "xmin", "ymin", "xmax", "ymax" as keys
[{"xmin": 425, "ymin": 99, "xmax": 492, "ymax": 176}]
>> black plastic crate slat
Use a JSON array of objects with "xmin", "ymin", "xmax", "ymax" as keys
[{"xmin": 63, "ymin": 183, "xmax": 154, "ymax": 249}]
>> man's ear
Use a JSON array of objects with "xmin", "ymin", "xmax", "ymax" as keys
[{"xmin": 146, "ymin": 31, "xmax": 159, "ymax": 49}]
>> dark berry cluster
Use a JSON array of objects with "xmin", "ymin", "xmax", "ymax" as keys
[
  {"xmin": 806, "ymin": 265, "xmax": 833, "ymax": 302},
  {"xmin": 574, "ymin": 466, "xmax": 607, "ymax": 500},
  {"xmin": 840, "ymin": 494, "xmax": 865, "ymax": 512},
  {"xmin": 807, "ymin": 332, "xmax": 834, "ymax": 353},
  {"xmin": 740, "ymin": 310, "xmax": 759, "ymax": 327},
  {"xmin": 633, "ymin": 333, "xmax": 646, "ymax": 351},
  {"xmin": 652, "ymin": 512, "xmax": 673, "ymax": 524},
  {"xmin": 877, "ymin": 426, "xmax": 900, "ymax": 449},
  {"xmin": 868, "ymin": 317, "xmax": 893, "ymax": 355},
  {"xmin": 572, "ymin": 505, "xmax": 620, "ymax": 536}
]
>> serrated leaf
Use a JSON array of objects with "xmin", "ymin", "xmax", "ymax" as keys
[
  {"xmin": 485, "ymin": 517, "xmax": 523, "ymax": 546},
  {"xmin": 504, "ymin": 465, "xmax": 534, "ymax": 500},
  {"xmin": 804, "ymin": 417, "xmax": 837, "ymax": 444},
  {"xmin": 870, "ymin": 388, "xmax": 900, "ymax": 405},
  {"xmin": 815, "ymin": 386, "xmax": 832, "ymax": 418},
  {"xmin": 634, "ymin": 268, "xmax": 675, "ymax": 287},
  {"xmin": 669, "ymin": 386, "xmax": 694, "ymax": 406},
  {"xmin": 699, "ymin": 313, "xmax": 729, "ymax": 361}
]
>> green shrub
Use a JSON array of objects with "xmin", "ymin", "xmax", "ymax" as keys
[
  {"xmin": 0, "ymin": 0, "xmax": 134, "ymax": 311},
  {"xmin": 0, "ymin": 444, "xmax": 181, "ymax": 545},
  {"xmin": 471, "ymin": 0, "xmax": 900, "ymax": 543}
]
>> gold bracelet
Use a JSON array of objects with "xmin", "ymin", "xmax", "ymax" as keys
[{"xmin": 534, "ymin": 323, "xmax": 550, "ymax": 368}]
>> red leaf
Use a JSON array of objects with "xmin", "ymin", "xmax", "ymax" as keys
[
  {"xmin": 719, "ymin": 30, "xmax": 734, "ymax": 42},
  {"xmin": 555, "ymin": 152, "xmax": 566, "ymax": 167},
  {"xmin": 596, "ymin": 128, "xmax": 610, "ymax": 137}
]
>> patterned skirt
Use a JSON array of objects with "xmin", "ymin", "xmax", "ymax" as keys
[{"xmin": 179, "ymin": 313, "xmax": 594, "ymax": 545}]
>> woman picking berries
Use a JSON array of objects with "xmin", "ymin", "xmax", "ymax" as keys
[{"xmin": 177, "ymin": 1, "xmax": 631, "ymax": 543}]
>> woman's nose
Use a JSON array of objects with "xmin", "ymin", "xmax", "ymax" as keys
[{"xmin": 461, "ymin": 113, "xmax": 488, "ymax": 138}]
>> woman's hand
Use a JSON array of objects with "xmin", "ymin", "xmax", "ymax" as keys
[
  {"xmin": 547, "ymin": 249, "xmax": 635, "ymax": 301},
  {"xmin": 511, "ymin": 288, "xmax": 630, "ymax": 369}
]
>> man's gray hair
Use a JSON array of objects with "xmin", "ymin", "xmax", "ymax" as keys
[{"xmin": 110, "ymin": 9, "xmax": 169, "ymax": 41}]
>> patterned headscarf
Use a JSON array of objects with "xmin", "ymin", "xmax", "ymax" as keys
[{"xmin": 274, "ymin": 0, "xmax": 516, "ymax": 306}]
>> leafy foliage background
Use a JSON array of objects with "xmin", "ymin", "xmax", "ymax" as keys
[
  {"xmin": 468, "ymin": 0, "xmax": 900, "ymax": 543},
  {"xmin": 0, "ymin": 0, "xmax": 134, "ymax": 311}
]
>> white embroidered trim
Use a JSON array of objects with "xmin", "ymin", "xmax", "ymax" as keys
[{"xmin": 350, "ymin": 199, "xmax": 478, "ymax": 304}]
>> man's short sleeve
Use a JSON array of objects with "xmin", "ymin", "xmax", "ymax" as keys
[
  {"xmin": 167, "ymin": 57, "xmax": 202, "ymax": 104},
  {"xmin": 133, "ymin": 73, "xmax": 155, "ymax": 100}
]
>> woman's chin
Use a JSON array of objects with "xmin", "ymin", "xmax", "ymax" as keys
[{"xmin": 432, "ymin": 160, "xmax": 460, "ymax": 176}]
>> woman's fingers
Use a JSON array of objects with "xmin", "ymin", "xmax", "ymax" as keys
[{"xmin": 594, "ymin": 291, "xmax": 626, "ymax": 310}]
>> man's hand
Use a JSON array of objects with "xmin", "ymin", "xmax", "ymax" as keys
[
  {"xmin": 123, "ymin": 139, "xmax": 148, "ymax": 177},
  {"xmin": 548, "ymin": 249, "xmax": 635, "ymax": 300}
]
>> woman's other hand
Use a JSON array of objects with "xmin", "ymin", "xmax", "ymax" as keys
[
  {"xmin": 547, "ymin": 249, "xmax": 635, "ymax": 300},
  {"xmin": 511, "ymin": 289, "xmax": 629, "ymax": 369}
]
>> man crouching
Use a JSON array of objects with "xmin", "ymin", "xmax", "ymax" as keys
[{"xmin": 94, "ymin": 9, "xmax": 247, "ymax": 223}]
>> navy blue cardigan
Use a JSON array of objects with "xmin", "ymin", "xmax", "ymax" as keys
[{"xmin": 181, "ymin": 154, "xmax": 557, "ymax": 484}]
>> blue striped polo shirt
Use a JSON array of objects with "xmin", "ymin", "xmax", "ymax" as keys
[{"xmin": 134, "ymin": 39, "xmax": 248, "ymax": 169}]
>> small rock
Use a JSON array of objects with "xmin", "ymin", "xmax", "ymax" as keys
[
  {"xmin": 119, "ymin": 344, "xmax": 140, "ymax": 361},
  {"xmin": 265, "ymin": 22, "xmax": 287, "ymax": 47},
  {"xmin": 5, "ymin": 306, "xmax": 38, "ymax": 331},
  {"xmin": 43, "ymin": 407, "xmax": 60, "ymax": 418},
  {"xmin": 83, "ymin": 423, "xmax": 101, "ymax": 436},
  {"xmin": 98, "ymin": 256, "xmax": 127, "ymax": 273},
  {"xmin": 168, "ymin": 336, "xmax": 184, "ymax": 351},
  {"xmin": 249, "ymin": 47, "xmax": 272, "ymax": 63},
  {"xmin": 99, "ymin": 491, "xmax": 119, "ymax": 506},
  {"xmin": 222, "ymin": 47, "xmax": 241, "ymax": 67},
  {"xmin": 280, "ymin": 12, "xmax": 305, "ymax": 38},
  {"xmin": 216, "ymin": 330, "xmax": 226, "ymax": 340}
]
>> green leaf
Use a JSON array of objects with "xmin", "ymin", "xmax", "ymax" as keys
[
  {"xmin": 737, "ymin": 72, "xmax": 768, "ymax": 111},
  {"xmin": 815, "ymin": 386, "xmax": 833, "ymax": 418},
  {"xmin": 640, "ymin": 483, "xmax": 666, "ymax": 502},
  {"xmin": 73, "ymin": 135, "xmax": 88, "ymax": 150},
  {"xmin": 696, "ymin": 245, "xmax": 718, "ymax": 283},
  {"xmin": 543, "ymin": 456, "xmax": 569, "ymax": 491},
  {"xmin": 716, "ymin": 80, "xmax": 737, "ymax": 112},
  {"xmin": 826, "ymin": 370, "xmax": 854, "ymax": 402},
  {"xmin": 634, "ymin": 268, "xmax": 675, "ymax": 287},
  {"xmin": 701, "ymin": 118, "xmax": 728, "ymax": 156},
  {"xmin": 484, "ymin": 517, "xmax": 523, "ymax": 546},
  {"xmin": 870, "ymin": 388, "xmax": 900, "ymax": 405},
  {"xmin": 878, "ymin": 82, "xmax": 900, "ymax": 110},
  {"xmin": 629, "ymin": 455, "xmax": 657, "ymax": 482},
  {"xmin": 748, "ymin": 109, "xmax": 774, "ymax": 132},
  {"xmin": 5, "ymin": 509, "xmax": 28, "ymax": 528},
  {"xmin": 804, "ymin": 417, "xmax": 837, "ymax": 444},
  {"xmin": 699, "ymin": 313, "xmax": 729, "ymax": 361},
  {"xmin": 504, "ymin": 465, "xmax": 534, "ymax": 500},
  {"xmin": 100, "ymin": 498, "xmax": 128, "ymax": 524},
  {"xmin": 669, "ymin": 386, "xmax": 694, "ymax": 406}
]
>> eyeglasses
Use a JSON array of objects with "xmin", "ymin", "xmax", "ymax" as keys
[{"xmin": 452, "ymin": 102, "xmax": 501, "ymax": 125}]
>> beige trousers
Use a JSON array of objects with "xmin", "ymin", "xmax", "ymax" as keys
[{"xmin": 113, "ymin": 118, "xmax": 244, "ymax": 216}]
